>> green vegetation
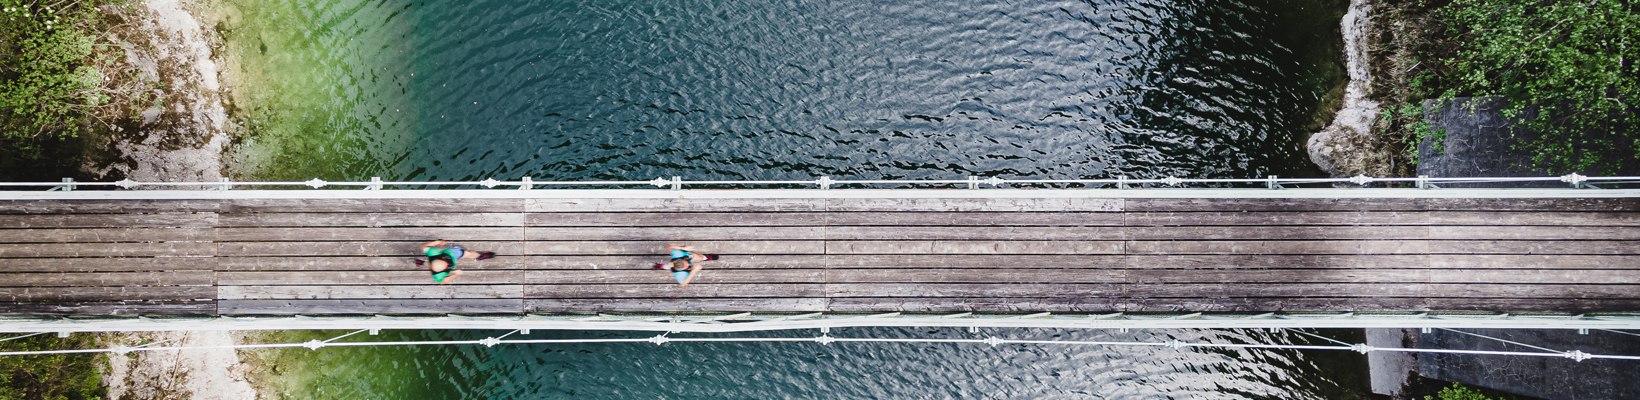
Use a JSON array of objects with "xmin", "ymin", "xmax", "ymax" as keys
[
  {"xmin": 1379, "ymin": 0, "xmax": 1639, "ymax": 173},
  {"xmin": 0, "ymin": 0, "xmax": 118, "ymax": 155},
  {"xmin": 0, "ymin": 334, "xmax": 106, "ymax": 400},
  {"xmin": 1423, "ymin": 383, "xmax": 1499, "ymax": 400}
]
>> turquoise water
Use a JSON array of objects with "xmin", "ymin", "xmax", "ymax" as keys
[
  {"xmin": 219, "ymin": 0, "xmax": 1342, "ymax": 182},
  {"xmin": 248, "ymin": 328, "xmax": 1367, "ymax": 399},
  {"xmin": 212, "ymin": 0, "xmax": 1361, "ymax": 397}
]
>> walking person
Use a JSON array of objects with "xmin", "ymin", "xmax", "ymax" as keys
[
  {"xmin": 654, "ymin": 244, "xmax": 717, "ymax": 287},
  {"xmin": 417, "ymin": 239, "xmax": 495, "ymax": 284}
]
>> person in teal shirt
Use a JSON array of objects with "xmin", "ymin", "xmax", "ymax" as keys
[
  {"xmin": 657, "ymin": 244, "xmax": 717, "ymax": 287},
  {"xmin": 419, "ymin": 239, "xmax": 495, "ymax": 284}
]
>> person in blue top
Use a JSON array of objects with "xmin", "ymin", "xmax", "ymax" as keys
[
  {"xmin": 418, "ymin": 239, "xmax": 495, "ymax": 284},
  {"xmin": 656, "ymin": 244, "xmax": 717, "ymax": 287}
]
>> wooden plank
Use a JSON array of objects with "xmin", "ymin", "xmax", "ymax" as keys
[
  {"xmin": 218, "ymin": 212, "xmax": 525, "ymax": 227},
  {"xmin": 1419, "ymin": 198, "xmax": 1640, "ymax": 212},
  {"xmin": 216, "ymin": 241, "xmax": 522, "ymax": 257},
  {"xmin": 0, "ymin": 272, "xmax": 214, "ymax": 287},
  {"xmin": 823, "ymin": 283, "xmax": 1640, "ymax": 299},
  {"xmin": 215, "ymin": 227, "xmax": 524, "ymax": 242},
  {"xmin": 1115, "ymin": 254, "xmax": 1640, "ymax": 270},
  {"xmin": 522, "ymin": 241, "xmax": 825, "ymax": 256},
  {"xmin": 1433, "ymin": 240, "xmax": 1640, "ymax": 255},
  {"xmin": 525, "ymin": 269, "xmax": 826, "ymax": 284},
  {"xmin": 214, "ymin": 256, "xmax": 417, "ymax": 271},
  {"xmin": 0, "ymin": 242, "xmax": 216, "ymax": 258},
  {"xmin": 525, "ymin": 284, "xmax": 825, "ymax": 298},
  {"xmin": 216, "ymin": 270, "xmax": 525, "ymax": 285},
  {"xmin": 827, "ymin": 254, "xmax": 1126, "ymax": 268},
  {"xmin": 0, "ymin": 213, "xmax": 218, "ymax": 228},
  {"xmin": 523, "ymin": 227, "xmax": 825, "ymax": 241},
  {"xmin": 525, "ymin": 212, "xmax": 827, "ymax": 227},
  {"xmin": 0, "ymin": 228, "xmax": 214, "ymax": 243},
  {"xmin": 1124, "ymin": 211, "xmax": 1640, "ymax": 226},
  {"xmin": 822, "ymin": 268, "xmax": 1640, "ymax": 284},
  {"xmin": 0, "ymin": 286, "xmax": 214, "ymax": 302},
  {"xmin": 209, "ymin": 255, "xmax": 825, "ymax": 271},
  {"xmin": 1124, "ymin": 240, "xmax": 1432, "ymax": 255},
  {"xmin": 826, "ymin": 198, "xmax": 1122, "ymax": 212},
  {"xmin": 1126, "ymin": 198, "xmax": 1428, "ymax": 212},
  {"xmin": 1429, "ymin": 226, "xmax": 1640, "ymax": 240},
  {"xmin": 825, "ymin": 212, "xmax": 1126, "ymax": 226},
  {"xmin": 0, "ymin": 301, "xmax": 216, "ymax": 315},
  {"xmin": 1125, "ymin": 198, "xmax": 1640, "ymax": 212},
  {"xmin": 825, "ymin": 226, "xmax": 1124, "ymax": 241},
  {"xmin": 526, "ymin": 298, "xmax": 827, "ymax": 312},
  {"xmin": 1125, "ymin": 226, "xmax": 1430, "ymax": 240},
  {"xmin": 219, "ymin": 299, "xmax": 523, "ymax": 315},
  {"xmin": 826, "ymin": 241, "xmax": 1123, "ymax": 255},
  {"xmin": 7, "ymin": 257, "xmax": 219, "ymax": 272},
  {"xmin": 226, "ymin": 198, "xmax": 526, "ymax": 213},
  {"xmin": 522, "ymin": 212, "xmax": 1125, "ymax": 227},
  {"xmin": 1428, "ymin": 254, "xmax": 1640, "ymax": 269},
  {"xmin": 522, "ymin": 226, "xmax": 1124, "ymax": 241},
  {"xmin": 527, "ymin": 198, "xmax": 825, "ymax": 212},
  {"xmin": 219, "ymin": 285, "xmax": 523, "ymax": 300},
  {"xmin": 0, "ymin": 200, "xmax": 223, "ymax": 214}
]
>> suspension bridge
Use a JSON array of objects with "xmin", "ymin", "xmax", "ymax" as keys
[{"xmin": 1, "ymin": 175, "xmax": 1638, "ymax": 362}]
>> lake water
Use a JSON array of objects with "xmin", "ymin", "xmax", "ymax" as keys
[
  {"xmin": 245, "ymin": 327, "xmax": 1368, "ymax": 399},
  {"xmin": 217, "ymin": 0, "xmax": 1342, "ymax": 183},
  {"xmin": 210, "ymin": 0, "xmax": 1359, "ymax": 397}
]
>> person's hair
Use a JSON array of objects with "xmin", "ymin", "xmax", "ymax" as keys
[
  {"xmin": 430, "ymin": 258, "xmax": 451, "ymax": 271},
  {"xmin": 670, "ymin": 259, "xmax": 690, "ymax": 270}
]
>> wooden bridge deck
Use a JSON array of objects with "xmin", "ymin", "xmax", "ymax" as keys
[{"xmin": 2, "ymin": 195, "xmax": 1639, "ymax": 315}]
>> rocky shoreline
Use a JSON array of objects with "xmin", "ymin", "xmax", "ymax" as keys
[{"xmin": 1306, "ymin": 0, "xmax": 1399, "ymax": 178}]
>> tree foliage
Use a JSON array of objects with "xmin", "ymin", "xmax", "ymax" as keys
[
  {"xmin": 1435, "ymin": 0, "xmax": 1640, "ymax": 173},
  {"xmin": 0, "ymin": 0, "xmax": 112, "ymax": 155},
  {"xmin": 0, "ymin": 334, "xmax": 106, "ymax": 400}
]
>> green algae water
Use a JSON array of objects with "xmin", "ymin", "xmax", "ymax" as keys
[
  {"xmin": 245, "ymin": 328, "xmax": 1367, "ymax": 399},
  {"xmin": 214, "ymin": 0, "xmax": 1361, "ymax": 397}
]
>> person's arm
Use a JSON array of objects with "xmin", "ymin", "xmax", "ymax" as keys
[
  {"xmin": 437, "ymin": 270, "xmax": 463, "ymax": 285},
  {"xmin": 421, "ymin": 239, "xmax": 447, "ymax": 254},
  {"xmin": 680, "ymin": 263, "xmax": 703, "ymax": 286}
]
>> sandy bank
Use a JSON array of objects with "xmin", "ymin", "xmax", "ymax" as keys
[
  {"xmin": 84, "ymin": 0, "xmax": 230, "ymax": 182},
  {"xmin": 105, "ymin": 331, "xmax": 258, "ymax": 400}
]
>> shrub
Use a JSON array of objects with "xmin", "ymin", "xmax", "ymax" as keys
[
  {"xmin": 0, "ymin": 0, "xmax": 116, "ymax": 155},
  {"xmin": 1434, "ymin": 0, "xmax": 1639, "ymax": 173},
  {"xmin": 0, "ymin": 334, "xmax": 106, "ymax": 400}
]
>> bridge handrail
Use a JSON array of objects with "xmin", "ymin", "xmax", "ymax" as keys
[{"xmin": 9, "ymin": 173, "xmax": 1640, "ymax": 191}]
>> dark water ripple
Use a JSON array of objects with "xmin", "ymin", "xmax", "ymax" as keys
[
  {"xmin": 309, "ymin": 0, "xmax": 1346, "ymax": 183},
  {"xmin": 255, "ymin": 328, "xmax": 1363, "ymax": 398}
]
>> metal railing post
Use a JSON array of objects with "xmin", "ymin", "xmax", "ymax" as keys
[
  {"xmin": 670, "ymin": 176, "xmax": 682, "ymax": 190},
  {"xmin": 817, "ymin": 176, "xmax": 833, "ymax": 190},
  {"xmin": 1117, "ymin": 176, "xmax": 1129, "ymax": 189},
  {"xmin": 51, "ymin": 178, "xmax": 74, "ymax": 192},
  {"xmin": 966, "ymin": 176, "xmax": 979, "ymax": 189},
  {"xmin": 1266, "ymin": 175, "xmax": 1280, "ymax": 190},
  {"xmin": 216, "ymin": 178, "xmax": 232, "ymax": 191},
  {"xmin": 519, "ymin": 177, "xmax": 533, "ymax": 190},
  {"xmin": 1416, "ymin": 175, "xmax": 1432, "ymax": 190},
  {"xmin": 366, "ymin": 177, "xmax": 382, "ymax": 191}
]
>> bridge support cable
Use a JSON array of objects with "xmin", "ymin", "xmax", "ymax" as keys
[{"xmin": 6, "ymin": 330, "xmax": 1640, "ymax": 362}]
